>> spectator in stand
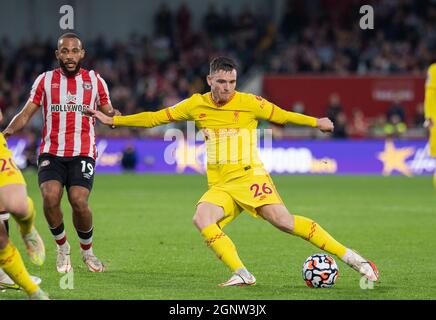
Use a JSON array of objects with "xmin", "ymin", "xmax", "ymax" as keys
[
  {"xmin": 332, "ymin": 111, "xmax": 349, "ymax": 139},
  {"xmin": 414, "ymin": 103, "xmax": 426, "ymax": 128},
  {"xmin": 350, "ymin": 108, "xmax": 369, "ymax": 139},
  {"xmin": 326, "ymin": 93, "xmax": 343, "ymax": 125},
  {"xmin": 387, "ymin": 97, "xmax": 407, "ymax": 123},
  {"xmin": 384, "ymin": 114, "xmax": 407, "ymax": 138},
  {"xmin": 203, "ymin": 4, "xmax": 221, "ymax": 38},
  {"xmin": 154, "ymin": 3, "xmax": 173, "ymax": 38}
]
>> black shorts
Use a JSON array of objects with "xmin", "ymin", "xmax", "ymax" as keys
[{"xmin": 38, "ymin": 153, "xmax": 96, "ymax": 191}]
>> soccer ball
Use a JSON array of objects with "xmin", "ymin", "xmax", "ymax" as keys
[{"xmin": 302, "ymin": 253, "xmax": 339, "ymax": 288}]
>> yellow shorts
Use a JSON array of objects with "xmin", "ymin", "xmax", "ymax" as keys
[
  {"xmin": 197, "ymin": 168, "xmax": 283, "ymax": 228},
  {"xmin": 430, "ymin": 127, "xmax": 436, "ymax": 157},
  {"xmin": 0, "ymin": 145, "xmax": 26, "ymax": 188}
]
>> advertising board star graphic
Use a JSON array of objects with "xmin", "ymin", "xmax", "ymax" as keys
[{"xmin": 377, "ymin": 140, "xmax": 415, "ymax": 177}]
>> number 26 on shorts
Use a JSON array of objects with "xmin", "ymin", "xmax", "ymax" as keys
[{"xmin": 250, "ymin": 183, "xmax": 273, "ymax": 198}]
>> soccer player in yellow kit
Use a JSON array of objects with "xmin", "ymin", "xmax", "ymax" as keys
[
  {"xmin": 89, "ymin": 57, "xmax": 379, "ymax": 286},
  {"xmin": 0, "ymin": 110, "xmax": 48, "ymax": 299},
  {"xmin": 424, "ymin": 63, "xmax": 436, "ymax": 188}
]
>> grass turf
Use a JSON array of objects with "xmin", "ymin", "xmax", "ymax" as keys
[{"xmin": 2, "ymin": 172, "xmax": 436, "ymax": 300}]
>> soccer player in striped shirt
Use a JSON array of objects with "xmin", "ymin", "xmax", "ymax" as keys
[
  {"xmin": 88, "ymin": 56, "xmax": 379, "ymax": 286},
  {"xmin": 2, "ymin": 33, "xmax": 119, "ymax": 273}
]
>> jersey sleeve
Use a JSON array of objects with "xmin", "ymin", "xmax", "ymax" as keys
[
  {"xmin": 28, "ymin": 73, "xmax": 46, "ymax": 106},
  {"xmin": 425, "ymin": 64, "xmax": 436, "ymax": 119},
  {"xmin": 252, "ymin": 95, "xmax": 317, "ymax": 127},
  {"xmin": 166, "ymin": 95, "xmax": 195, "ymax": 121},
  {"xmin": 113, "ymin": 95, "xmax": 195, "ymax": 128},
  {"xmin": 96, "ymin": 73, "xmax": 111, "ymax": 106}
]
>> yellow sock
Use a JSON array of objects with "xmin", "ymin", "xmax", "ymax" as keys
[
  {"xmin": 201, "ymin": 224, "xmax": 245, "ymax": 272},
  {"xmin": 13, "ymin": 197, "xmax": 36, "ymax": 236},
  {"xmin": 293, "ymin": 215, "xmax": 347, "ymax": 258},
  {"xmin": 0, "ymin": 242, "xmax": 39, "ymax": 295}
]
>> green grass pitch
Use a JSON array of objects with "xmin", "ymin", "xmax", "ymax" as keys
[{"xmin": 2, "ymin": 172, "xmax": 436, "ymax": 300}]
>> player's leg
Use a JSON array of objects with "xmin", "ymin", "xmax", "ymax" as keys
[
  {"xmin": 431, "ymin": 131, "xmax": 436, "ymax": 189},
  {"xmin": 38, "ymin": 154, "xmax": 72, "ymax": 273},
  {"xmin": 257, "ymin": 204, "xmax": 379, "ymax": 281},
  {"xmin": 0, "ymin": 213, "xmax": 42, "ymax": 290},
  {"xmin": 194, "ymin": 190, "xmax": 255, "ymax": 286},
  {"xmin": 0, "ymin": 218, "xmax": 48, "ymax": 299},
  {"xmin": 67, "ymin": 156, "xmax": 104, "ymax": 272},
  {"xmin": 0, "ymin": 184, "xmax": 45, "ymax": 266},
  {"xmin": 433, "ymin": 170, "xmax": 436, "ymax": 190},
  {"xmin": 40, "ymin": 180, "xmax": 72, "ymax": 273},
  {"xmin": 67, "ymin": 186, "xmax": 104, "ymax": 272},
  {"xmin": 194, "ymin": 202, "xmax": 246, "ymax": 273}
]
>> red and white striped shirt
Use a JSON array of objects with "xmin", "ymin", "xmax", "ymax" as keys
[{"xmin": 29, "ymin": 68, "xmax": 111, "ymax": 160}]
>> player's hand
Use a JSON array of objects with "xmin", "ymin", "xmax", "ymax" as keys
[
  {"xmin": 0, "ymin": 109, "xmax": 3, "ymax": 124},
  {"xmin": 85, "ymin": 108, "xmax": 114, "ymax": 126},
  {"xmin": 424, "ymin": 118, "xmax": 433, "ymax": 129},
  {"xmin": 316, "ymin": 117, "xmax": 334, "ymax": 133},
  {"xmin": 113, "ymin": 108, "xmax": 122, "ymax": 116}
]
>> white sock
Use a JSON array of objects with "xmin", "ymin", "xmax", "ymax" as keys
[
  {"xmin": 57, "ymin": 241, "xmax": 70, "ymax": 252},
  {"xmin": 0, "ymin": 268, "xmax": 12, "ymax": 283},
  {"xmin": 80, "ymin": 247, "xmax": 93, "ymax": 255}
]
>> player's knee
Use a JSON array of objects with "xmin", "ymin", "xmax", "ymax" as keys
[
  {"xmin": 70, "ymin": 197, "xmax": 89, "ymax": 213},
  {"xmin": 263, "ymin": 207, "xmax": 293, "ymax": 233},
  {"xmin": 43, "ymin": 193, "xmax": 61, "ymax": 210},
  {"xmin": 192, "ymin": 212, "xmax": 205, "ymax": 230},
  {"xmin": 192, "ymin": 211, "xmax": 213, "ymax": 230},
  {"xmin": 3, "ymin": 200, "xmax": 28, "ymax": 218},
  {"xmin": 41, "ymin": 186, "xmax": 62, "ymax": 209},
  {"xmin": 193, "ymin": 203, "xmax": 224, "ymax": 230}
]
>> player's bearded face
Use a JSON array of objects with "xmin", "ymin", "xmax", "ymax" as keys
[
  {"xmin": 59, "ymin": 57, "xmax": 82, "ymax": 77},
  {"xmin": 56, "ymin": 38, "xmax": 84, "ymax": 77},
  {"xmin": 208, "ymin": 69, "xmax": 237, "ymax": 104}
]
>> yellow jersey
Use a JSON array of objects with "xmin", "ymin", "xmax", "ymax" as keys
[
  {"xmin": 425, "ymin": 63, "xmax": 436, "ymax": 121},
  {"xmin": 425, "ymin": 63, "xmax": 436, "ymax": 157},
  {"xmin": 0, "ymin": 132, "xmax": 26, "ymax": 187},
  {"xmin": 113, "ymin": 91, "xmax": 317, "ymax": 183},
  {"xmin": 0, "ymin": 133, "xmax": 7, "ymax": 150}
]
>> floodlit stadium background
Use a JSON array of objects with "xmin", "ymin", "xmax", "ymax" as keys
[{"xmin": 1, "ymin": 0, "xmax": 435, "ymax": 176}]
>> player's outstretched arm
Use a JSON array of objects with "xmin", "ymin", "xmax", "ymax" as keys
[
  {"xmin": 2, "ymin": 101, "xmax": 39, "ymax": 139},
  {"xmin": 262, "ymin": 103, "xmax": 334, "ymax": 133},
  {"xmin": 86, "ymin": 108, "xmax": 173, "ymax": 128}
]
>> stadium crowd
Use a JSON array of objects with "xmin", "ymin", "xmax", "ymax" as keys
[{"xmin": 0, "ymin": 0, "xmax": 434, "ymax": 140}]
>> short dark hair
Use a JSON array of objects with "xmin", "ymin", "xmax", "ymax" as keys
[
  {"xmin": 209, "ymin": 56, "xmax": 237, "ymax": 74},
  {"xmin": 57, "ymin": 32, "xmax": 82, "ymax": 47}
]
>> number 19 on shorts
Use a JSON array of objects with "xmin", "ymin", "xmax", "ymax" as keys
[{"xmin": 81, "ymin": 160, "xmax": 94, "ymax": 178}]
